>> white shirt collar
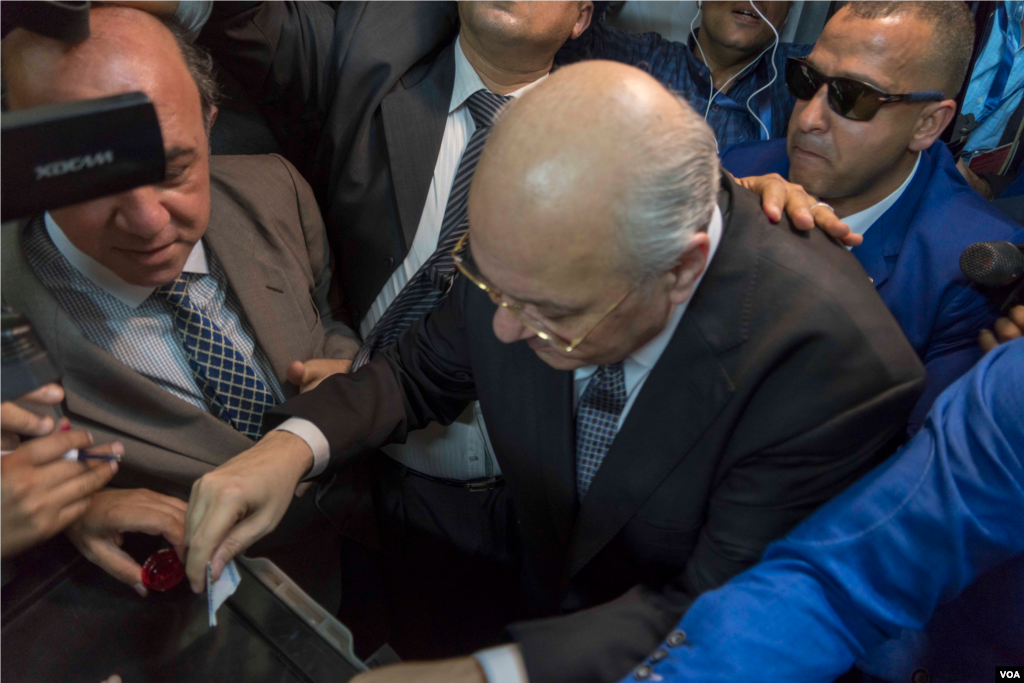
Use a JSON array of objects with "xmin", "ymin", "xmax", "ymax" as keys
[
  {"xmin": 450, "ymin": 35, "xmax": 549, "ymax": 114},
  {"xmin": 576, "ymin": 205, "xmax": 725, "ymax": 379},
  {"xmin": 841, "ymin": 152, "xmax": 921, "ymax": 239},
  {"xmin": 44, "ymin": 211, "xmax": 208, "ymax": 309}
]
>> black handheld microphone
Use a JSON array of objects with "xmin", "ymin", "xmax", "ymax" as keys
[
  {"xmin": 960, "ymin": 241, "xmax": 1024, "ymax": 312},
  {"xmin": 1, "ymin": 93, "xmax": 165, "ymax": 222}
]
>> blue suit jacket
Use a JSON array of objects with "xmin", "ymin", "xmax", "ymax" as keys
[
  {"xmin": 623, "ymin": 338, "xmax": 1024, "ymax": 683},
  {"xmin": 722, "ymin": 139, "xmax": 1024, "ymax": 432}
]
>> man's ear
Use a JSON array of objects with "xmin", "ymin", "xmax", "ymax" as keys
[
  {"xmin": 571, "ymin": 2, "xmax": 594, "ymax": 40},
  {"xmin": 909, "ymin": 99, "xmax": 956, "ymax": 152},
  {"xmin": 666, "ymin": 232, "xmax": 710, "ymax": 306},
  {"xmin": 205, "ymin": 104, "xmax": 219, "ymax": 135}
]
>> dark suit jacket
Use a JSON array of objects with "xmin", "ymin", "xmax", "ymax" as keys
[
  {"xmin": 721, "ymin": 139, "xmax": 1024, "ymax": 433},
  {"xmin": 199, "ymin": 1, "xmax": 460, "ymax": 325},
  {"xmin": 1, "ymin": 154, "xmax": 360, "ymax": 608},
  {"xmin": 268, "ymin": 177, "xmax": 926, "ymax": 682}
]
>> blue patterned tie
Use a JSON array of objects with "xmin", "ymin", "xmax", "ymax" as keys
[
  {"xmin": 155, "ymin": 274, "xmax": 276, "ymax": 439},
  {"xmin": 352, "ymin": 89, "xmax": 512, "ymax": 370},
  {"xmin": 575, "ymin": 361, "xmax": 627, "ymax": 500}
]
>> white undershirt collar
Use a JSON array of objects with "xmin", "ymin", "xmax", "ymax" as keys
[
  {"xmin": 841, "ymin": 152, "xmax": 921, "ymax": 240},
  {"xmin": 44, "ymin": 211, "xmax": 208, "ymax": 309},
  {"xmin": 450, "ymin": 36, "xmax": 548, "ymax": 114},
  {"xmin": 575, "ymin": 205, "xmax": 725, "ymax": 382}
]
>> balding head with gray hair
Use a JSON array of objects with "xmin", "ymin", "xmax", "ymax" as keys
[
  {"xmin": 616, "ymin": 92, "xmax": 719, "ymax": 282},
  {"xmin": 467, "ymin": 61, "xmax": 719, "ymax": 370}
]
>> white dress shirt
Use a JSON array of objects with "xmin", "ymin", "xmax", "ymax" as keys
[
  {"xmin": 842, "ymin": 152, "xmax": 921, "ymax": 242},
  {"xmin": 281, "ymin": 37, "xmax": 549, "ymax": 481},
  {"xmin": 474, "ymin": 207, "xmax": 724, "ymax": 683},
  {"xmin": 35, "ymin": 212, "xmax": 283, "ymax": 410}
]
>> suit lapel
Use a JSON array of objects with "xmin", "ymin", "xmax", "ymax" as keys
[
  {"xmin": 565, "ymin": 317, "xmax": 734, "ymax": 581},
  {"xmin": 203, "ymin": 205, "xmax": 308, "ymax": 398},
  {"xmin": 1, "ymin": 220, "xmax": 251, "ymax": 466},
  {"xmin": 850, "ymin": 148, "xmax": 934, "ymax": 290},
  {"xmin": 381, "ymin": 42, "xmax": 456, "ymax": 251},
  {"xmin": 564, "ymin": 179, "xmax": 752, "ymax": 582}
]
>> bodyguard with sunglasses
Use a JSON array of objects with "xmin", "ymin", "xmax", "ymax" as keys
[
  {"xmin": 723, "ymin": 1, "xmax": 1024, "ymax": 434},
  {"xmin": 182, "ymin": 61, "xmax": 923, "ymax": 683}
]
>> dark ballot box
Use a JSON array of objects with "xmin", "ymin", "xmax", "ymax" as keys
[{"xmin": 1, "ymin": 535, "xmax": 367, "ymax": 683}]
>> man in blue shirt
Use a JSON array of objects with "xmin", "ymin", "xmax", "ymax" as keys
[
  {"xmin": 955, "ymin": 1, "xmax": 1024, "ymax": 201},
  {"xmin": 556, "ymin": 1, "xmax": 809, "ymax": 149},
  {"xmin": 721, "ymin": 1, "xmax": 1024, "ymax": 432},
  {"xmin": 623, "ymin": 331, "xmax": 1024, "ymax": 683}
]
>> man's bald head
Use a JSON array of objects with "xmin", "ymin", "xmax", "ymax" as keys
[
  {"xmin": 468, "ymin": 61, "xmax": 719, "ymax": 369},
  {"xmin": 3, "ymin": 7, "xmax": 217, "ymax": 129},
  {"xmin": 471, "ymin": 60, "xmax": 719, "ymax": 284}
]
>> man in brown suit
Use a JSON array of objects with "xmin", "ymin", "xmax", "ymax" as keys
[{"xmin": 0, "ymin": 7, "xmax": 358, "ymax": 607}]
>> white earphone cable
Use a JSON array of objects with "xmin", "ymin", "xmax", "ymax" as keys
[{"xmin": 690, "ymin": 1, "xmax": 781, "ymax": 144}]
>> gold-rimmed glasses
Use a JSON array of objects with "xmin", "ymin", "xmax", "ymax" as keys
[{"xmin": 452, "ymin": 231, "xmax": 632, "ymax": 353}]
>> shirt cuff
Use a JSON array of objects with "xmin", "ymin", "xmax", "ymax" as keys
[
  {"xmin": 173, "ymin": 0, "xmax": 213, "ymax": 41},
  {"xmin": 273, "ymin": 418, "xmax": 330, "ymax": 479},
  {"xmin": 474, "ymin": 645, "xmax": 528, "ymax": 683}
]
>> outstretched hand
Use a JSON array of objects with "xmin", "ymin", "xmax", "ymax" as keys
[
  {"xmin": 979, "ymin": 305, "xmax": 1024, "ymax": 353},
  {"xmin": 287, "ymin": 358, "xmax": 353, "ymax": 393},
  {"xmin": 734, "ymin": 172, "xmax": 860, "ymax": 247},
  {"xmin": 183, "ymin": 430, "xmax": 313, "ymax": 592},
  {"xmin": 67, "ymin": 488, "xmax": 187, "ymax": 596}
]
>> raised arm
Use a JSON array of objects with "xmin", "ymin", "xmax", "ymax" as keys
[
  {"xmin": 183, "ymin": 277, "xmax": 477, "ymax": 590},
  {"xmin": 625, "ymin": 339, "xmax": 1024, "ymax": 683}
]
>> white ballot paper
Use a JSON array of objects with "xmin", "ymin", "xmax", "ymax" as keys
[{"xmin": 207, "ymin": 560, "xmax": 241, "ymax": 627}]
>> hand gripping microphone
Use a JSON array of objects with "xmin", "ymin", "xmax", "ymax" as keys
[{"xmin": 959, "ymin": 241, "xmax": 1024, "ymax": 312}]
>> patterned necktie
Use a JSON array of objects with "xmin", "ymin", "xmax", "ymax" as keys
[
  {"xmin": 352, "ymin": 89, "xmax": 512, "ymax": 370},
  {"xmin": 575, "ymin": 361, "xmax": 627, "ymax": 500},
  {"xmin": 155, "ymin": 273, "xmax": 276, "ymax": 439}
]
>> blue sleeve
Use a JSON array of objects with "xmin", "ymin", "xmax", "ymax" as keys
[{"xmin": 626, "ymin": 339, "xmax": 1024, "ymax": 683}]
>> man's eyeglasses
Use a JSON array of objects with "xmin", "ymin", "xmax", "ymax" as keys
[
  {"xmin": 784, "ymin": 57, "xmax": 945, "ymax": 122},
  {"xmin": 451, "ymin": 232, "xmax": 631, "ymax": 353}
]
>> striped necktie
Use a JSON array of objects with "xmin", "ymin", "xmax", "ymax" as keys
[
  {"xmin": 155, "ymin": 273, "xmax": 276, "ymax": 439},
  {"xmin": 352, "ymin": 89, "xmax": 512, "ymax": 370},
  {"xmin": 575, "ymin": 362, "xmax": 627, "ymax": 500}
]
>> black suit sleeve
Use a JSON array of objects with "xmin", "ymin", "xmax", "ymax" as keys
[
  {"xmin": 264, "ymin": 277, "xmax": 477, "ymax": 472},
  {"xmin": 199, "ymin": 1, "xmax": 336, "ymax": 170}
]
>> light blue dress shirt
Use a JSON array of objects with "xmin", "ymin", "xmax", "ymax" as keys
[{"xmin": 963, "ymin": 1, "xmax": 1024, "ymax": 154}]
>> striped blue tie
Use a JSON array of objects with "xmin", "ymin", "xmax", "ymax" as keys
[
  {"xmin": 155, "ymin": 273, "xmax": 276, "ymax": 439},
  {"xmin": 575, "ymin": 362, "xmax": 627, "ymax": 500},
  {"xmin": 352, "ymin": 89, "xmax": 512, "ymax": 370}
]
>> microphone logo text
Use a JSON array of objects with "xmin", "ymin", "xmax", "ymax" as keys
[{"xmin": 34, "ymin": 150, "xmax": 115, "ymax": 180}]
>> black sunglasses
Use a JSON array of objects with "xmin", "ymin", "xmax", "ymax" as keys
[{"xmin": 785, "ymin": 57, "xmax": 945, "ymax": 122}]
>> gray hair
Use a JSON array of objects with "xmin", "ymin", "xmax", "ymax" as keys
[{"xmin": 615, "ymin": 93, "xmax": 721, "ymax": 282}]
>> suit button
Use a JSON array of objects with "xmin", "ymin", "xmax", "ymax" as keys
[
  {"xmin": 911, "ymin": 669, "xmax": 930, "ymax": 683},
  {"xmin": 650, "ymin": 649, "xmax": 668, "ymax": 663},
  {"xmin": 634, "ymin": 664, "xmax": 653, "ymax": 680},
  {"xmin": 384, "ymin": 256, "xmax": 395, "ymax": 268},
  {"xmin": 666, "ymin": 629, "xmax": 687, "ymax": 647}
]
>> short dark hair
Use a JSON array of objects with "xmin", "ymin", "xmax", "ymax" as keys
[
  {"xmin": 1, "ymin": 14, "xmax": 220, "ymax": 133},
  {"xmin": 159, "ymin": 17, "xmax": 219, "ymax": 132},
  {"xmin": 838, "ymin": 1, "xmax": 975, "ymax": 97}
]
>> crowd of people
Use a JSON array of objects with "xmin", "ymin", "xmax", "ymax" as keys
[{"xmin": 1, "ymin": 2, "xmax": 1022, "ymax": 683}]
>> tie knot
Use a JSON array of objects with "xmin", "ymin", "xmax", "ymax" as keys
[
  {"xmin": 466, "ymin": 90, "xmax": 512, "ymax": 129},
  {"xmin": 155, "ymin": 273, "xmax": 190, "ymax": 301}
]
